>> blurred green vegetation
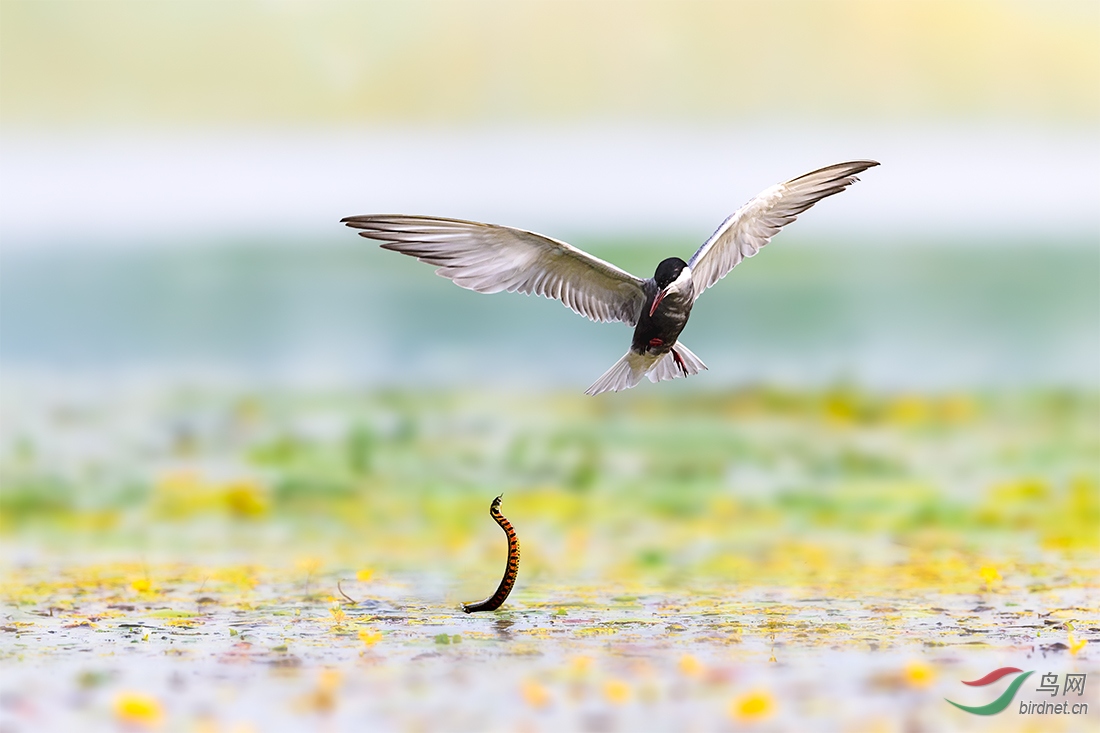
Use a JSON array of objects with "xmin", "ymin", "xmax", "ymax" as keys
[{"xmin": 3, "ymin": 385, "xmax": 1096, "ymax": 593}]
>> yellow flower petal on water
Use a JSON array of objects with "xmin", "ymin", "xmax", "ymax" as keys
[
  {"xmin": 978, "ymin": 565, "xmax": 1002, "ymax": 585},
  {"xmin": 904, "ymin": 660, "xmax": 935, "ymax": 688},
  {"xmin": 296, "ymin": 557, "xmax": 321, "ymax": 574},
  {"xmin": 941, "ymin": 394, "xmax": 976, "ymax": 423},
  {"xmin": 165, "ymin": 618, "xmax": 198, "ymax": 628},
  {"xmin": 678, "ymin": 654, "xmax": 704, "ymax": 677},
  {"xmin": 603, "ymin": 679, "xmax": 631, "ymax": 705},
  {"xmin": 300, "ymin": 670, "xmax": 341, "ymax": 714},
  {"xmin": 521, "ymin": 680, "xmax": 551, "ymax": 709},
  {"xmin": 1069, "ymin": 633, "xmax": 1087, "ymax": 655},
  {"xmin": 824, "ymin": 392, "xmax": 858, "ymax": 424},
  {"xmin": 319, "ymin": 669, "xmax": 341, "ymax": 690},
  {"xmin": 131, "ymin": 578, "xmax": 152, "ymax": 593},
  {"xmin": 221, "ymin": 479, "xmax": 268, "ymax": 518},
  {"xmin": 356, "ymin": 568, "xmax": 375, "ymax": 582},
  {"xmin": 569, "ymin": 655, "xmax": 593, "ymax": 674},
  {"xmin": 888, "ymin": 395, "xmax": 929, "ymax": 424},
  {"xmin": 730, "ymin": 690, "xmax": 774, "ymax": 721},
  {"xmin": 114, "ymin": 691, "xmax": 164, "ymax": 728},
  {"xmin": 329, "ymin": 605, "xmax": 346, "ymax": 624},
  {"xmin": 358, "ymin": 629, "xmax": 382, "ymax": 646}
]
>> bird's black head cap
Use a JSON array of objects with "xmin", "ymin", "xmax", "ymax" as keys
[{"xmin": 653, "ymin": 257, "xmax": 688, "ymax": 288}]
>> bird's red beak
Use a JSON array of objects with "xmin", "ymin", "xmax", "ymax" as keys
[{"xmin": 649, "ymin": 288, "xmax": 667, "ymax": 317}]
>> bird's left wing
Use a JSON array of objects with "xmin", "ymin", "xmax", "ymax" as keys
[
  {"xmin": 688, "ymin": 161, "xmax": 878, "ymax": 300},
  {"xmin": 342, "ymin": 215, "xmax": 648, "ymax": 325}
]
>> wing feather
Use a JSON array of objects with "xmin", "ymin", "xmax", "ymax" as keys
[
  {"xmin": 688, "ymin": 161, "xmax": 879, "ymax": 299},
  {"xmin": 342, "ymin": 215, "xmax": 647, "ymax": 325}
]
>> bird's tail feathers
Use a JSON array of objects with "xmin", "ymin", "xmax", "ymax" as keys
[
  {"xmin": 646, "ymin": 341, "xmax": 708, "ymax": 383},
  {"xmin": 585, "ymin": 351, "xmax": 654, "ymax": 396},
  {"xmin": 585, "ymin": 342, "xmax": 708, "ymax": 396}
]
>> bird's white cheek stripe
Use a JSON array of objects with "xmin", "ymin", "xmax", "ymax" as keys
[{"xmin": 670, "ymin": 267, "xmax": 693, "ymax": 295}]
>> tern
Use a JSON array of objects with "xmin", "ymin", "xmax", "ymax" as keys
[{"xmin": 343, "ymin": 160, "xmax": 878, "ymax": 395}]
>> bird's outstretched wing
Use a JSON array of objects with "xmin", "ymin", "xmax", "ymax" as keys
[
  {"xmin": 343, "ymin": 215, "xmax": 648, "ymax": 325},
  {"xmin": 688, "ymin": 161, "xmax": 879, "ymax": 300}
]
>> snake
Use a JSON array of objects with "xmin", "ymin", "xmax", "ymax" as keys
[{"xmin": 462, "ymin": 494, "xmax": 520, "ymax": 613}]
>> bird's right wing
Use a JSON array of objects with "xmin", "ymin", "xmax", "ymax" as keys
[
  {"xmin": 688, "ymin": 161, "xmax": 879, "ymax": 300},
  {"xmin": 342, "ymin": 215, "xmax": 648, "ymax": 326}
]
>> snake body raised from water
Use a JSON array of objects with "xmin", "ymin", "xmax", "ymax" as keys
[{"xmin": 462, "ymin": 495, "xmax": 520, "ymax": 613}]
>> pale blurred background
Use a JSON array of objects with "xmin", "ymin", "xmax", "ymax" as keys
[{"xmin": 2, "ymin": 0, "xmax": 1097, "ymax": 392}]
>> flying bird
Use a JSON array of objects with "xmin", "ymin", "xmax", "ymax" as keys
[{"xmin": 343, "ymin": 160, "xmax": 878, "ymax": 395}]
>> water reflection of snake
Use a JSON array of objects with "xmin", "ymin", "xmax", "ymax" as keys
[{"xmin": 462, "ymin": 495, "xmax": 520, "ymax": 613}]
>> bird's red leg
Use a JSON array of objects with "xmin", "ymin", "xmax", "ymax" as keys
[{"xmin": 671, "ymin": 348, "xmax": 688, "ymax": 376}]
